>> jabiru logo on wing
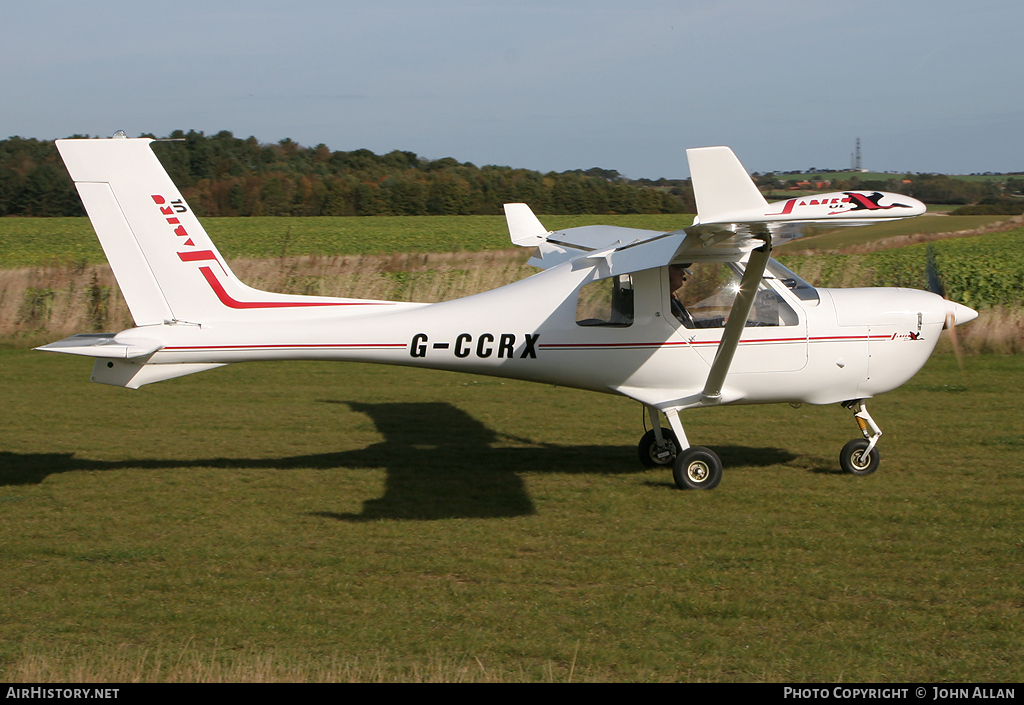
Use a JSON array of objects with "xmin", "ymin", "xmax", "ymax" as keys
[{"xmin": 766, "ymin": 191, "xmax": 913, "ymax": 217}]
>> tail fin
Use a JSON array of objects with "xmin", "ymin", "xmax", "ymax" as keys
[
  {"xmin": 57, "ymin": 137, "xmax": 367, "ymax": 325},
  {"xmin": 57, "ymin": 138, "xmax": 177, "ymax": 325}
]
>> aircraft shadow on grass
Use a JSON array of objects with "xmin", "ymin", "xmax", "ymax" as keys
[{"xmin": 1, "ymin": 401, "xmax": 796, "ymax": 520}]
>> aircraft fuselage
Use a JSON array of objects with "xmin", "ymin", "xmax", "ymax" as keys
[{"xmin": 96, "ymin": 258, "xmax": 951, "ymax": 411}]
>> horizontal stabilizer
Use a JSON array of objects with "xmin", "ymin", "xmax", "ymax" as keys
[
  {"xmin": 35, "ymin": 334, "xmax": 162, "ymax": 359},
  {"xmin": 570, "ymin": 231, "xmax": 686, "ymax": 278},
  {"xmin": 504, "ymin": 202, "xmax": 682, "ymax": 270},
  {"xmin": 90, "ymin": 359, "xmax": 226, "ymax": 389}
]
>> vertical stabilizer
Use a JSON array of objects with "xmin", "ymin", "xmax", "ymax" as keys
[
  {"xmin": 58, "ymin": 137, "xmax": 252, "ymax": 324},
  {"xmin": 57, "ymin": 137, "xmax": 349, "ymax": 325}
]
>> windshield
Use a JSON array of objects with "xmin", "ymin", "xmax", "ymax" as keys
[{"xmin": 765, "ymin": 259, "xmax": 820, "ymax": 303}]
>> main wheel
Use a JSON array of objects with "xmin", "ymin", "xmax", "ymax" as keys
[
  {"xmin": 638, "ymin": 428, "xmax": 679, "ymax": 468},
  {"xmin": 840, "ymin": 438, "xmax": 880, "ymax": 475},
  {"xmin": 673, "ymin": 447, "xmax": 723, "ymax": 490}
]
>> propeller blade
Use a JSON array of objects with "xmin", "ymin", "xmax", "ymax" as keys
[
  {"xmin": 946, "ymin": 309, "xmax": 965, "ymax": 375},
  {"xmin": 925, "ymin": 244, "xmax": 946, "ymax": 298},
  {"xmin": 928, "ymin": 243, "xmax": 973, "ymax": 374},
  {"xmin": 943, "ymin": 301, "xmax": 976, "ymax": 376}
]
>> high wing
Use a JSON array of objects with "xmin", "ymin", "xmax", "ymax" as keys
[
  {"xmin": 679, "ymin": 146, "xmax": 925, "ymax": 260},
  {"xmin": 506, "ymin": 146, "xmax": 926, "ymax": 272},
  {"xmin": 505, "ymin": 145, "xmax": 926, "ymax": 411}
]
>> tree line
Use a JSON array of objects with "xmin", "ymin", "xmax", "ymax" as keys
[
  {"xmin": 5, "ymin": 131, "xmax": 1014, "ymax": 219},
  {"xmin": 0, "ymin": 131, "xmax": 693, "ymax": 218}
]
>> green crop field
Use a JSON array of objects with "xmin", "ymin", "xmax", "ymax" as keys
[
  {"xmin": 1, "ymin": 350, "xmax": 1021, "ymax": 682},
  {"xmin": 774, "ymin": 215, "xmax": 1013, "ymax": 252},
  {"xmin": 780, "ymin": 228, "xmax": 1024, "ymax": 310},
  {"xmin": 0, "ymin": 214, "xmax": 694, "ymax": 269},
  {"xmin": 3, "ymin": 213, "xmax": 1018, "ymax": 270}
]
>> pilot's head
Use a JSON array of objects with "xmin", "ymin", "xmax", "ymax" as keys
[{"xmin": 669, "ymin": 263, "xmax": 693, "ymax": 291}]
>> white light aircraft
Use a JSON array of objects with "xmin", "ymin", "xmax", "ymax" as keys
[{"xmin": 41, "ymin": 136, "xmax": 978, "ymax": 490}]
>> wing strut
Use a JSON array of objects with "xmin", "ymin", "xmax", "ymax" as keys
[{"xmin": 700, "ymin": 236, "xmax": 773, "ymax": 403}]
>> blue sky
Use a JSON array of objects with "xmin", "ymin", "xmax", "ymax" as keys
[{"xmin": 3, "ymin": 0, "xmax": 1021, "ymax": 178}]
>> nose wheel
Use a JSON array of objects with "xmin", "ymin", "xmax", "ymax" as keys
[
  {"xmin": 840, "ymin": 400, "xmax": 882, "ymax": 475},
  {"xmin": 840, "ymin": 438, "xmax": 879, "ymax": 475}
]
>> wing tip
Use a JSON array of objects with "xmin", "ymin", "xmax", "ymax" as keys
[
  {"xmin": 686, "ymin": 146, "xmax": 768, "ymax": 224},
  {"xmin": 504, "ymin": 203, "xmax": 549, "ymax": 246}
]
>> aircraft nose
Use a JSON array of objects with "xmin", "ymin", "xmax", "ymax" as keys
[{"xmin": 944, "ymin": 300, "xmax": 978, "ymax": 328}]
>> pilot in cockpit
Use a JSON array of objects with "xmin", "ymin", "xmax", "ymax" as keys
[
  {"xmin": 670, "ymin": 263, "xmax": 730, "ymax": 329},
  {"xmin": 669, "ymin": 263, "xmax": 696, "ymax": 327}
]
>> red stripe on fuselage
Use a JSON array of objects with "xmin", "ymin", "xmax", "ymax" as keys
[
  {"xmin": 197, "ymin": 266, "xmax": 392, "ymax": 309},
  {"xmin": 163, "ymin": 343, "xmax": 406, "ymax": 351},
  {"xmin": 539, "ymin": 335, "xmax": 886, "ymax": 350}
]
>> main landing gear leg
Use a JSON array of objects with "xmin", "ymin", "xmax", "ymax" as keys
[
  {"xmin": 637, "ymin": 407, "xmax": 722, "ymax": 490},
  {"xmin": 638, "ymin": 405, "xmax": 684, "ymax": 468},
  {"xmin": 839, "ymin": 399, "xmax": 882, "ymax": 475}
]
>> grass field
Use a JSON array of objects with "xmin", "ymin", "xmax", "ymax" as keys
[{"xmin": 1, "ymin": 351, "xmax": 1021, "ymax": 682}]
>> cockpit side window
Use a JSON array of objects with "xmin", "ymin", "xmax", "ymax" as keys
[
  {"xmin": 576, "ymin": 274, "xmax": 634, "ymax": 327},
  {"xmin": 669, "ymin": 262, "xmax": 799, "ymax": 328}
]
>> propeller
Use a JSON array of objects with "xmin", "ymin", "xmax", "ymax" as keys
[
  {"xmin": 925, "ymin": 243, "xmax": 945, "ymax": 299},
  {"xmin": 925, "ymin": 244, "xmax": 976, "ymax": 373}
]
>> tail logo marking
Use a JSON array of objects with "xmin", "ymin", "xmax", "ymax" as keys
[
  {"xmin": 152, "ymin": 194, "xmax": 186, "ymax": 213},
  {"xmin": 150, "ymin": 195, "xmax": 392, "ymax": 310},
  {"xmin": 152, "ymin": 194, "xmax": 196, "ymax": 246}
]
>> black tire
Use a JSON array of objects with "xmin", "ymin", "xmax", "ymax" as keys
[
  {"xmin": 840, "ymin": 438, "xmax": 880, "ymax": 475},
  {"xmin": 672, "ymin": 446, "xmax": 723, "ymax": 490},
  {"xmin": 638, "ymin": 429, "xmax": 679, "ymax": 468}
]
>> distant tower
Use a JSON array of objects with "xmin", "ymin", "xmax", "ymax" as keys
[{"xmin": 855, "ymin": 138, "xmax": 862, "ymax": 171}]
